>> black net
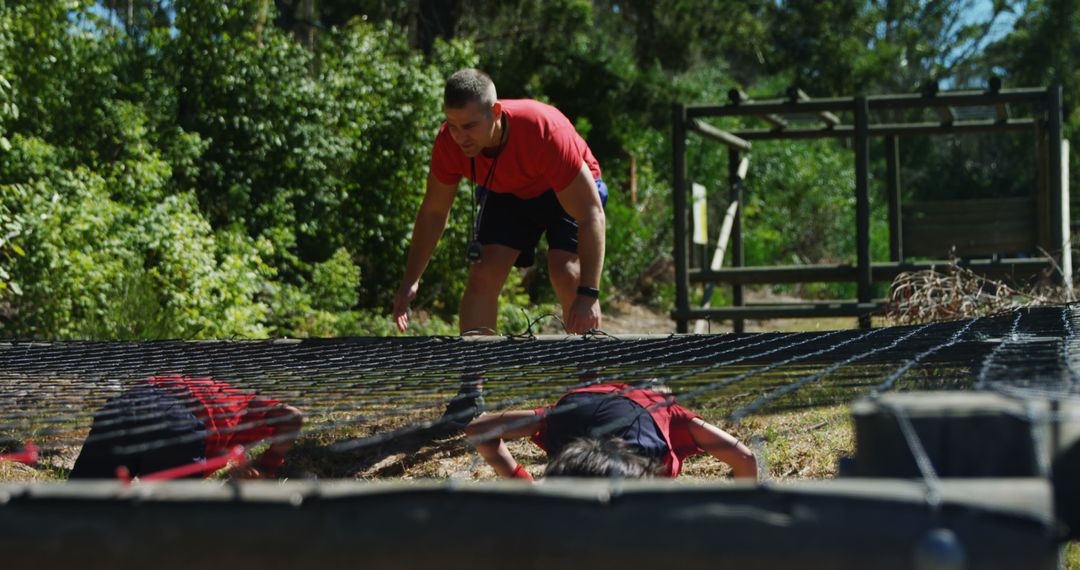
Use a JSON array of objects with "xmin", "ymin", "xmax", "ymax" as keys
[{"xmin": 2, "ymin": 305, "xmax": 1079, "ymax": 477}]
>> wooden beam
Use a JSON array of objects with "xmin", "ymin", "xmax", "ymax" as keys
[
  {"xmin": 867, "ymin": 88, "xmax": 1047, "ymax": 110},
  {"xmin": 1048, "ymin": 85, "xmax": 1067, "ymax": 286},
  {"xmin": 673, "ymin": 104, "xmax": 690, "ymax": 333},
  {"xmin": 788, "ymin": 87, "xmax": 841, "ymax": 127},
  {"xmin": 854, "ymin": 95, "xmax": 873, "ymax": 329},
  {"xmin": 673, "ymin": 301, "xmax": 887, "ymax": 321},
  {"xmin": 686, "ymin": 97, "xmax": 852, "ymax": 118},
  {"xmin": 886, "ymin": 137, "xmax": 902, "ymax": 262},
  {"xmin": 728, "ymin": 88, "xmax": 788, "ymax": 128},
  {"xmin": 685, "ymin": 88, "xmax": 1047, "ymax": 119},
  {"xmin": 688, "ymin": 119, "xmax": 752, "ymax": 151},
  {"xmin": 1063, "ymin": 138, "xmax": 1073, "ymax": 291},
  {"xmin": 728, "ymin": 118, "xmax": 1036, "ymax": 141},
  {"xmin": 689, "ymin": 258, "xmax": 1056, "ymax": 285}
]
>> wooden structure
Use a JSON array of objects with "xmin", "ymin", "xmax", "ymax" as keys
[
  {"xmin": 671, "ymin": 83, "xmax": 1071, "ymax": 332},
  {"xmin": 0, "ymin": 478, "xmax": 1062, "ymax": 569}
]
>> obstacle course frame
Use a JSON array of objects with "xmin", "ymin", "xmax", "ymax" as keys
[{"xmin": 672, "ymin": 83, "xmax": 1071, "ymax": 332}]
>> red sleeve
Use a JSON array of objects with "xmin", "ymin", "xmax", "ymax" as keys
[
  {"xmin": 429, "ymin": 125, "xmax": 465, "ymax": 186},
  {"xmin": 539, "ymin": 126, "xmax": 588, "ymax": 192},
  {"xmin": 528, "ymin": 407, "xmax": 551, "ymax": 451},
  {"xmin": 667, "ymin": 403, "xmax": 704, "ymax": 459}
]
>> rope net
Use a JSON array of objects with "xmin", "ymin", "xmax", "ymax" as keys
[{"xmin": 1, "ymin": 304, "xmax": 1078, "ymax": 479}]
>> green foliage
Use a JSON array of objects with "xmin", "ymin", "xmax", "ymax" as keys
[
  {"xmin": 766, "ymin": 0, "xmax": 1025, "ymax": 94},
  {"xmin": 0, "ymin": 5, "xmax": 23, "ymax": 298},
  {"xmin": 0, "ymin": 0, "xmax": 1075, "ymax": 339},
  {"xmin": 1, "ymin": 133, "xmax": 271, "ymax": 339},
  {"xmin": 311, "ymin": 247, "xmax": 361, "ymax": 312},
  {"xmin": 169, "ymin": 0, "xmax": 349, "ymax": 271},
  {"xmin": 319, "ymin": 23, "xmax": 475, "ymax": 313},
  {"xmin": 741, "ymin": 140, "xmax": 859, "ymax": 266}
]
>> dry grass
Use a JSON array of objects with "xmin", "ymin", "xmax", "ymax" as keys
[
  {"xmin": 0, "ymin": 404, "xmax": 854, "ymax": 483},
  {"xmin": 885, "ymin": 260, "xmax": 1066, "ymax": 325}
]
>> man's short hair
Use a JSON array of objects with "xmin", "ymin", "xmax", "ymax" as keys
[
  {"xmin": 444, "ymin": 68, "xmax": 497, "ymax": 110},
  {"xmin": 544, "ymin": 437, "xmax": 661, "ymax": 479}
]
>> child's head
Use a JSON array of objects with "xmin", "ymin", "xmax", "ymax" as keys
[{"xmin": 544, "ymin": 437, "xmax": 661, "ymax": 479}]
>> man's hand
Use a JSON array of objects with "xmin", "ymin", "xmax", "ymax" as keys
[
  {"xmin": 393, "ymin": 282, "xmax": 418, "ymax": 332},
  {"xmin": 566, "ymin": 295, "xmax": 601, "ymax": 334}
]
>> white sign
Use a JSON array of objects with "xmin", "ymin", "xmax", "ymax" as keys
[{"xmin": 692, "ymin": 183, "xmax": 708, "ymax": 245}]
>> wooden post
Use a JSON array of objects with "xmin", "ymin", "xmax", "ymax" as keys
[
  {"xmin": 673, "ymin": 105, "xmax": 690, "ymax": 333},
  {"xmin": 1048, "ymin": 86, "xmax": 1067, "ymax": 285},
  {"xmin": 1062, "ymin": 139, "xmax": 1073, "ymax": 290},
  {"xmin": 855, "ymin": 95, "xmax": 873, "ymax": 329},
  {"xmin": 729, "ymin": 147, "xmax": 745, "ymax": 334},
  {"xmin": 886, "ymin": 136, "xmax": 902, "ymax": 262},
  {"xmin": 1037, "ymin": 121, "xmax": 1051, "ymax": 252}
]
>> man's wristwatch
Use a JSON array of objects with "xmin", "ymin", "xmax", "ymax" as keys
[{"xmin": 576, "ymin": 285, "xmax": 600, "ymax": 298}]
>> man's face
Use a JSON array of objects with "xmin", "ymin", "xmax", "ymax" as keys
[{"xmin": 444, "ymin": 100, "xmax": 499, "ymax": 158}]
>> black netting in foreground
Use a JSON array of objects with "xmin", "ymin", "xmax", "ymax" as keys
[{"xmin": 2, "ymin": 305, "xmax": 1079, "ymax": 472}]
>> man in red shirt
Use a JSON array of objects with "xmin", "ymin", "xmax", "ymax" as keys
[
  {"xmin": 465, "ymin": 382, "xmax": 759, "ymax": 481},
  {"xmin": 393, "ymin": 68, "xmax": 607, "ymax": 336}
]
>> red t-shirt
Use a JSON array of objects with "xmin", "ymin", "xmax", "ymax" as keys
[
  {"xmin": 146, "ymin": 375, "xmax": 280, "ymax": 459},
  {"xmin": 530, "ymin": 383, "xmax": 704, "ymax": 477},
  {"xmin": 430, "ymin": 99, "xmax": 602, "ymax": 199}
]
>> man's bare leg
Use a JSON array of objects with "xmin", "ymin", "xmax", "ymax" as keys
[
  {"xmin": 439, "ymin": 244, "xmax": 520, "ymax": 432},
  {"xmin": 458, "ymin": 244, "xmax": 520, "ymax": 335},
  {"xmin": 547, "ymin": 249, "xmax": 581, "ymax": 329}
]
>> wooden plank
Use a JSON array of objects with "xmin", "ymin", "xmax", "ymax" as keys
[
  {"xmin": 1062, "ymin": 139, "xmax": 1073, "ymax": 288},
  {"xmin": 729, "ymin": 118, "xmax": 1036, "ymax": 141},
  {"xmin": 854, "ymin": 94, "xmax": 872, "ymax": 329},
  {"xmin": 903, "ymin": 197, "xmax": 1033, "ymax": 219},
  {"xmin": 902, "ymin": 198, "xmax": 1038, "ymax": 257},
  {"xmin": 886, "ymin": 137, "xmax": 902, "ymax": 261},
  {"xmin": 688, "ymin": 119, "xmax": 752, "ymax": 151},
  {"xmin": 689, "ymin": 258, "xmax": 1054, "ymax": 284},
  {"xmin": 788, "ymin": 87, "xmax": 841, "ymax": 127},
  {"xmin": 672, "ymin": 301, "xmax": 886, "ymax": 321},
  {"xmin": 903, "ymin": 237, "xmax": 1036, "ymax": 258}
]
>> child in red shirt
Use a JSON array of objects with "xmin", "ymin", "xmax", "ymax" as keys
[
  {"xmin": 466, "ymin": 382, "xmax": 757, "ymax": 481},
  {"xmin": 70, "ymin": 375, "xmax": 302, "ymax": 480}
]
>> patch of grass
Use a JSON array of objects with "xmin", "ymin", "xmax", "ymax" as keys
[
  {"xmin": 0, "ymin": 460, "xmax": 63, "ymax": 482},
  {"xmin": 679, "ymin": 404, "xmax": 852, "ymax": 480}
]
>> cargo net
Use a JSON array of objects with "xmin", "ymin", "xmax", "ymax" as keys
[{"xmin": 1, "ymin": 304, "xmax": 1079, "ymax": 480}]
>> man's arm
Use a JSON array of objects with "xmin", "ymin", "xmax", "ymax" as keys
[
  {"xmin": 554, "ymin": 164, "xmax": 606, "ymax": 334},
  {"xmin": 687, "ymin": 418, "xmax": 758, "ymax": 480},
  {"xmin": 465, "ymin": 410, "xmax": 542, "ymax": 480},
  {"xmin": 393, "ymin": 171, "xmax": 459, "ymax": 332}
]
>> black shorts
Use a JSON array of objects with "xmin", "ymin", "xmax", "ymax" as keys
[
  {"xmin": 544, "ymin": 392, "xmax": 669, "ymax": 460},
  {"xmin": 477, "ymin": 179, "xmax": 607, "ymax": 268}
]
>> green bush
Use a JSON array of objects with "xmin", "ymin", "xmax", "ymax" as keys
[
  {"xmin": 1, "ymin": 133, "xmax": 271, "ymax": 339},
  {"xmin": 311, "ymin": 247, "xmax": 361, "ymax": 313}
]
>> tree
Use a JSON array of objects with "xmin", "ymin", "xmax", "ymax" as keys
[
  {"xmin": 0, "ymin": 3, "xmax": 24, "ymax": 299},
  {"xmin": 765, "ymin": 0, "xmax": 1024, "ymax": 96}
]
